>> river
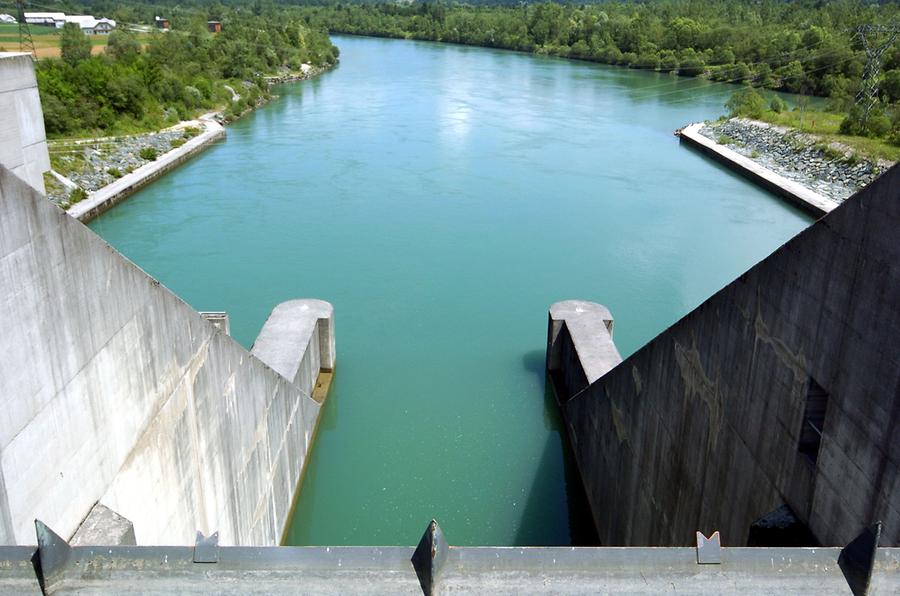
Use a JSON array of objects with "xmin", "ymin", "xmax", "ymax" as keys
[{"xmin": 89, "ymin": 35, "xmax": 811, "ymax": 547}]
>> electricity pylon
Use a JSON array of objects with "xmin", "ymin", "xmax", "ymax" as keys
[
  {"xmin": 16, "ymin": 0, "xmax": 35, "ymax": 57},
  {"xmin": 853, "ymin": 24, "xmax": 900, "ymax": 125}
]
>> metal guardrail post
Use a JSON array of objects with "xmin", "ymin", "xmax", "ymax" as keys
[
  {"xmin": 411, "ymin": 520, "xmax": 448, "ymax": 596},
  {"xmin": 839, "ymin": 521, "xmax": 882, "ymax": 596},
  {"xmin": 34, "ymin": 519, "xmax": 72, "ymax": 594},
  {"xmin": 696, "ymin": 530, "xmax": 722, "ymax": 564},
  {"xmin": 194, "ymin": 531, "xmax": 220, "ymax": 564}
]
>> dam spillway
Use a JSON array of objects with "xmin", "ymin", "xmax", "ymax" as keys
[{"xmin": 86, "ymin": 35, "xmax": 813, "ymax": 546}]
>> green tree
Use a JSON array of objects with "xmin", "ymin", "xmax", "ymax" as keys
[
  {"xmin": 726, "ymin": 86, "xmax": 766, "ymax": 119},
  {"xmin": 60, "ymin": 23, "xmax": 91, "ymax": 67}
]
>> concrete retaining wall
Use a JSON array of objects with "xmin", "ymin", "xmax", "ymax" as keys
[
  {"xmin": 678, "ymin": 122, "xmax": 837, "ymax": 217},
  {"xmin": 0, "ymin": 53, "xmax": 50, "ymax": 194},
  {"xmin": 0, "ymin": 165, "xmax": 332, "ymax": 546},
  {"xmin": 67, "ymin": 118, "xmax": 225, "ymax": 223},
  {"xmin": 548, "ymin": 165, "xmax": 899, "ymax": 547}
]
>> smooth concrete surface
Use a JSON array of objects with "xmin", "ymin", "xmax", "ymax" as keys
[
  {"xmin": 548, "ymin": 164, "xmax": 900, "ymax": 547},
  {"xmin": 252, "ymin": 299, "xmax": 336, "ymax": 393},
  {"xmin": 678, "ymin": 122, "xmax": 837, "ymax": 217},
  {"xmin": 67, "ymin": 117, "xmax": 225, "ymax": 222},
  {"xmin": 0, "ymin": 53, "xmax": 50, "ymax": 194},
  {"xmin": 0, "ymin": 165, "xmax": 332, "ymax": 546}
]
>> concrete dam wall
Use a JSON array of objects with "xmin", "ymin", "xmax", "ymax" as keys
[
  {"xmin": 0, "ymin": 53, "xmax": 50, "ymax": 195},
  {"xmin": 0, "ymin": 165, "xmax": 333, "ymax": 546},
  {"xmin": 548, "ymin": 164, "xmax": 899, "ymax": 547}
]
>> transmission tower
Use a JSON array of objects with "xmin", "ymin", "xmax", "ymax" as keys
[
  {"xmin": 853, "ymin": 24, "xmax": 900, "ymax": 125},
  {"xmin": 16, "ymin": 0, "xmax": 35, "ymax": 57}
]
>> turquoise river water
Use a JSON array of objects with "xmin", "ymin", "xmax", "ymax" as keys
[{"xmin": 90, "ymin": 35, "xmax": 812, "ymax": 547}]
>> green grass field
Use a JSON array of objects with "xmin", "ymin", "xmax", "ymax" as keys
[{"xmin": 758, "ymin": 109, "xmax": 900, "ymax": 162}]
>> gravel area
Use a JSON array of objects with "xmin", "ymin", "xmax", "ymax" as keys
[
  {"xmin": 48, "ymin": 128, "xmax": 199, "ymax": 206},
  {"xmin": 700, "ymin": 118, "xmax": 887, "ymax": 203}
]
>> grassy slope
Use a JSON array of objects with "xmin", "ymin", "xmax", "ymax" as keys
[{"xmin": 755, "ymin": 109, "xmax": 900, "ymax": 162}]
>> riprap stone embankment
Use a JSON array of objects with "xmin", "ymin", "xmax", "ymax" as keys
[{"xmin": 699, "ymin": 118, "xmax": 888, "ymax": 203}]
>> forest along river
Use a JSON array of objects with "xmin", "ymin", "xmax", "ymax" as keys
[{"xmin": 89, "ymin": 35, "xmax": 812, "ymax": 546}]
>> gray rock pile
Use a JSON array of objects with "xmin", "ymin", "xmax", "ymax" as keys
[
  {"xmin": 47, "ymin": 129, "xmax": 196, "ymax": 206},
  {"xmin": 700, "ymin": 118, "xmax": 886, "ymax": 202}
]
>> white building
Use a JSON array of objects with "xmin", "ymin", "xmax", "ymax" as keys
[
  {"xmin": 64, "ymin": 15, "xmax": 117, "ymax": 35},
  {"xmin": 23, "ymin": 12, "xmax": 116, "ymax": 34},
  {"xmin": 0, "ymin": 14, "xmax": 17, "ymax": 24},
  {"xmin": 23, "ymin": 12, "xmax": 66, "ymax": 27}
]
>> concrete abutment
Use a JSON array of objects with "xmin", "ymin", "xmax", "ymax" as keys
[{"xmin": 0, "ymin": 164, "xmax": 334, "ymax": 547}]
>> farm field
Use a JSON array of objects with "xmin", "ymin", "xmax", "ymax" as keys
[{"xmin": 0, "ymin": 23, "xmax": 134, "ymax": 58}]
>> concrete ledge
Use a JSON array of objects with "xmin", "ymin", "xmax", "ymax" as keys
[
  {"xmin": 677, "ymin": 122, "xmax": 838, "ymax": 217},
  {"xmin": 2, "ymin": 541, "xmax": 898, "ymax": 594},
  {"xmin": 547, "ymin": 300, "xmax": 622, "ymax": 402},
  {"xmin": 66, "ymin": 118, "xmax": 225, "ymax": 223},
  {"xmin": 252, "ymin": 299, "xmax": 335, "ymax": 396}
]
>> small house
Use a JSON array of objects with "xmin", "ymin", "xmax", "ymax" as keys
[
  {"xmin": 207, "ymin": 20, "xmax": 222, "ymax": 33},
  {"xmin": 154, "ymin": 16, "xmax": 170, "ymax": 30},
  {"xmin": 93, "ymin": 18, "xmax": 116, "ymax": 34}
]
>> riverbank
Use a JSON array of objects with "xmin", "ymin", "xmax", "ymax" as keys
[
  {"xmin": 55, "ymin": 64, "xmax": 335, "ymax": 221},
  {"xmin": 66, "ymin": 115, "xmax": 225, "ymax": 222},
  {"xmin": 699, "ymin": 118, "xmax": 891, "ymax": 203},
  {"xmin": 678, "ymin": 122, "xmax": 838, "ymax": 217}
]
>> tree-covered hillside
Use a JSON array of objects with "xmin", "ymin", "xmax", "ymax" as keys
[{"xmin": 34, "ymin": 8, "xmax": 338, "ymax": 136}]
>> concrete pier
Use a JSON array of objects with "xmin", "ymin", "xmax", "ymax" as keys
[
  {"xmin": 67, "ymin": 117, "xmax": 225, "ymax": 223},
  {"xmin": 677, "ymin": 122, "xmax": 838, "ymax": 217}
]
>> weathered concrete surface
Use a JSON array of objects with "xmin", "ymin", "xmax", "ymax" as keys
[
  {"xmin": 66, "ymin": 117, "xmax": 225, "ymax": 223},
  {"xmin": 547, "ymin": 300, "xmax": 622, "ymax": 402},
  {"xmin": 549, "ymin": 164, "xmax": 900, "ymax": 547},
  {"xmin": 0, "ymin": 165, "xmax": 331, "ymax": 546},
  {"xmin": 70, "ymin": 504, "xmax": 136, "ymax": 546},
  {"xmin": 1, "ymin": 541, "xmax": 898, "ymax": 594},
  {"xmin": 678, "ymin": 122, "xmax": 838, "ymax": 217},
  {"xmin": 0, "ymin": 53, "xmax": 50, "ymax": 194}
]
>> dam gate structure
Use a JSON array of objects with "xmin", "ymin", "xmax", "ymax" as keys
[
  {"xmin": 547, "ymin": 163, "xmax": 900, "ymax": 550},
  {"xmin": 0, "ymin": 48, "xmax": 899, "ymax": 594}
]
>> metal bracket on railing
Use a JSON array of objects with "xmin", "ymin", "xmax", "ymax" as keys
[
  {"xmin": 839, "ymin": 521, "xmax": 881, "ymax": 596},
  {"xmin": 696, "ymin": 530, "xmax": 722, "ymax": 564},
  {"xmin": 193, "ymin": 531, "xmax": 219, "ymax": 564},
  {"xmin": 34, "ymin": 519, "xmax": 73, "ymax": 594},
  {"xmin": 411, "ymin": 520, "xmax": 448, "ymax": 596}
]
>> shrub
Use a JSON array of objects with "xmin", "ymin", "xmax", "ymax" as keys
[
  {"xmin": 139, "ymin": 147, "xmax": 158, "ymax": 161},
  {"xmin": 725, "ymin": 86, "xmax": 766, "ymax": 119},
  {"xmin": 770, "ymin": 96, "xmax": 788, "ymax": 113},
  {"xmin": 107, "ymin": 167, "xmax": 122, "ymax": 178},
  {"xmin": 69, "ymin": 187, "xmax": 87, "ymax": 204},
  {"xmin": 840, "ymin": 105, "xmax": 891, "ymax": 138}
]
